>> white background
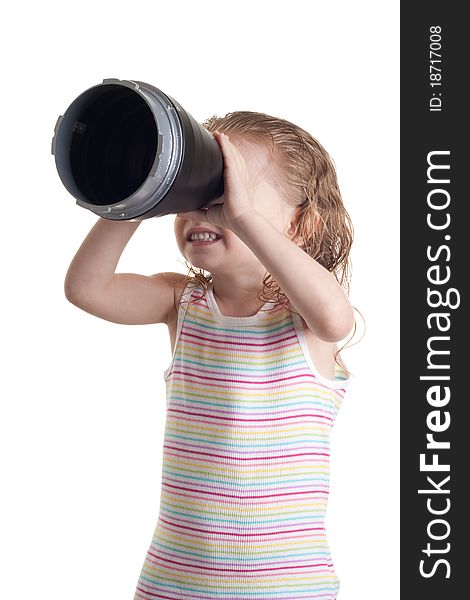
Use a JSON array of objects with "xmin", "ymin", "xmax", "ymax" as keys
[{"xmin": 1, "ymin": 1, "xmax": 399, "ymax": 598}]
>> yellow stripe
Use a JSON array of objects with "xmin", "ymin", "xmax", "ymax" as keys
[
  {"xmin": 159, "ymin": 498, "xmax": 328, "ymax": 517},
  {"xmin": 173, "ymin": 341, "xmax": 306, "ymax": 366},
  {"xmin": 168, "ymin": 384, "xmax": 334, "ymax": 406},
  {"xmin": 151, "ymin": 528, "xmax": 331, "ymax": 553},
  {"xmin": 140, "ymin": 564, "xmax": 337, "ymax": 588}
]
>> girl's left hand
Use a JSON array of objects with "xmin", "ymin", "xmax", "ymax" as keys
[{"xmin": 176, "ymin": 131, "xmax": 256, "ymax": 231}]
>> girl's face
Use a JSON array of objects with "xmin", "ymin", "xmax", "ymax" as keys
[{"xmin": 173, "ymin": 136, "xmax": 297, "ymax": 276}]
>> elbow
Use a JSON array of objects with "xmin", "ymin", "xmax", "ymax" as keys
[
  {"xmin": 64, "ymin": 277, "xmax": 75, "ymax": 302},
  {"xmin": 332, "ymin": 307, "xmax": 355, "ymax": 342},
  {"xmin": 64, "ymin": 280, "xmax": 73, "ymax": 302},
  {"xmin": 64, "ymin": 288, "xmax": 78, "ymax": 306},
  {"xmin": 64, "ymin": 278, "xmax": 83, "ymax": 305},
  {"xmin": 318, "ymin": 307, "xmax": 355, "ymax": 343}
]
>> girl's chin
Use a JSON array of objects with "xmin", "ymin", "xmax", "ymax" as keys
[{"xmin": 183, "ymin": 255, "xmax": 216, "ymax": 269}]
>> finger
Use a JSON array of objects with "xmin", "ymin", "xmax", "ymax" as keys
[
  {"xmin": 220, "ymin": 135, "xmax": 243, "ymax": 163},
  {"xmin": 217, "ymin": 134, "xmax": 237, "ymax": 166},
  {"xmin": 176, "ymin": 210, "xmax": 201, "ymax": 220},
  {"xmin": 176, "ymin": 206, "xmax": 225, "ymax": 228},
  {"xmin": 214, "ymin": 134, "xmax": 248, "ymax": 185}
]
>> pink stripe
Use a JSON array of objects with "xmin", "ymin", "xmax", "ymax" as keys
[
  {"xmin": 167, "ymin": 403, "xmax": 333, "ymax": 418},
  {"xmin": 160, "ymin": 491, "xmax": 329, "ymax": 511},
  {"xmin": 170, "ymin": 369, "xmax": 325, "ymax": 387},
  {"xmin": 168, "ymin": 375, "xmax": 332, "ymax": 393},
  {"xmin": 152, "ymin": 546, "xmax": 333, "ymax": 569},
  {"xmin": 182, "ymin": 330, "xmax": 298, "ymax": 348},
  {"xmin": 184, "ymin": 322, "xmax": 292, "ymax": 342},
  {"xmin": 161, "ymin": 481, "xmax": 329, "ymax": 500},
  {"xmin": 146, "ymin": 549, "xmax": 332, "ymax": 573},
  {"xmin": 163, "ymin": 444, "xmax": 330, "ymax": 460},
  {"xmin": 163, "ymin": 440, "xmax": 329, "ymax": 454},
  {"xmin": 158, "ymin": 516, "xmax": 325, "ymax": 538},
  {"xmin": 161, "ymin": 478, "xmax": 330, "ymax": 496},
  {"xmin": 167, "ymin": 407, "xmax": 333, "ymax": 424},
  {"xmin": 163, "ymin": 452, "xmax": 330, "ymax": 471}
]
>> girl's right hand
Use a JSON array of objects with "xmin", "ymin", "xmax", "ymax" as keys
[{"xmin": 176, "ymin": 131, "xmax": 258, "ymax": 232}]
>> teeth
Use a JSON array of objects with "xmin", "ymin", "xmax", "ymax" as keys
[{"xmin": 189, "ymin": 232, "xmax": 219, "ymax": 241}]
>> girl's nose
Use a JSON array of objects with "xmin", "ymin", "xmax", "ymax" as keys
[
  {"xmin": 201, "ymin": 196, "xmax": 224, "ymax": 210},
  {"xmin": 176, "ymin": 211, "xmax": 197, "ymax": 220}
]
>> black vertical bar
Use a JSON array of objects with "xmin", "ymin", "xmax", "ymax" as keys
[{"xmin": 401, "ymin": 3, "xmax": 469, "ymax": 598}]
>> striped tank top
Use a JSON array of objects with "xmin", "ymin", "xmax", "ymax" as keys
[{"xmin": 134, "ymin": 279, "xmax": 352, "ymax": 600}]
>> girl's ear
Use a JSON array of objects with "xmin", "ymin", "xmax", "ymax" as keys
[
  {"xmin": 286, "ymin": 221, "xmax": 296, "ymax": 238},
  {"xmin": 285, "ymin": 203, "xmax": 320, "ymax": 244},
  {"xmin": 285, "ymin": 208, "xmax": 302, "ymax": 242}
]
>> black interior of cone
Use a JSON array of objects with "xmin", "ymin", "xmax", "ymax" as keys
[{"xmin": 70, "ymin": 86, "xmax": 158, "ymax": 205}]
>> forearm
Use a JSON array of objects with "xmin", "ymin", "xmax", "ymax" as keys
[
  {"xmin": 231, "ymin": 209, "xmax": 354, "ymax": 342},
  {"xmin": 64, "ymin": 217, "xmax": 142, "ymax": 298}
]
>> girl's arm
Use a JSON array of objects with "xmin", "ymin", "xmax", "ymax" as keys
[
  {"xmin": 64, "ymin": 217, "xmax": 179, "ymax": 325},
  {"xmin": 231, "ymin": 209, "xmax": 354, "ymax": 343}
]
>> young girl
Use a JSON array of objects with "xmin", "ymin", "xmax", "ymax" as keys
[{"xmin": 64, "ymin": 111, "xmax": 356, "ymax": 599}]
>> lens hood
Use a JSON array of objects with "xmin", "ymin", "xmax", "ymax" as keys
[{"xmin": 51, "ymin": 78, "xmax": 224, "ymax": 219}]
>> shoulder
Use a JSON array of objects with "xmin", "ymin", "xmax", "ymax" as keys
[{"xmin": 164, "ymin": 274, "xmax": 199, "ymax": 322}]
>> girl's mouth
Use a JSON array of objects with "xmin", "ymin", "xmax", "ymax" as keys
[
  {"xmin": 187, "ymin": 232, "xmax": 222, "ymax": 246},
  {"xmin": 187, "ymin": 238, "xmax": 222, "ymax": 246}
]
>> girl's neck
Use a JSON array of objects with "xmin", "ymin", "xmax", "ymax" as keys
[{"xmin": 210, "ymin": 274, "xmax": 266, "ymax": 315}]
